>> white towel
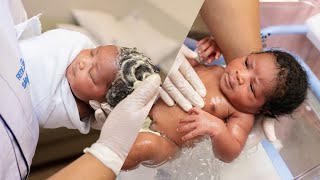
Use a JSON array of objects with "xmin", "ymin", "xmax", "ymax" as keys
[
  {"xmin": 19, "ymin": 29, "xmax": 95, "ymax": 134},
  {"xmin": 15, "ymin": 14, "xmax": 42, "ymax": 40}
]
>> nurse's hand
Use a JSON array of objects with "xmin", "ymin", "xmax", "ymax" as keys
[
  {"xmin": 84, "ymin": 74, "xmax": 160, "ymax": 175},
  {"xmin": 160, "ymin": 44, "xmax": 207, "ymax": 112},
  {"xmin": 89, "ymin": 100, "xmax": 112, "ymax": 130},
  {"xmin": 262, "ymin": 118, "xmax": 276, "ymax": 142}
]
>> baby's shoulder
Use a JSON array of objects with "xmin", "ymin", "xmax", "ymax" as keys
[
  {"xmin": 226, "ymin": 109, "xmax": 255, "ymax": 134},
  {"xmin": 209, "ymin": 65, "xmax": 225, "ymax": 78},
  {"xmin": 228, "ymin": 107, "xmax": 255, "ymax": 121}
]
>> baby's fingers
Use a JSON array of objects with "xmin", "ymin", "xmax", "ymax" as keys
[
  {"xmin": 182, "ymin": 129, "xmax": 202, "ymax": 141},
  {"xmin": 177, "ymin": 122, "xmax": 197, "ymax": 132},
  {"xmin": 204, "ymin": 55, "xmax": 215, "ymax": 65},
  {"xmin": 188, "ymin": 107, "xmax": 203, "ymax": 115},
  {"xmin": 197, "ymin": 37, "xmax": 210, "ymax": 46},
  {"xmin": 197, "ymin": 41, "xmax": 212, "ymax": 54},
  {"xmin": 179, "ymin": 115, "xmax": 198, "ymax": 123},
  {"xmin": 200, "ymin": 45, "xmax": 216, "ymax": 59},
  {"xmin": 215, "ymin": 51, "xmax": 221, "ymax": 59}
]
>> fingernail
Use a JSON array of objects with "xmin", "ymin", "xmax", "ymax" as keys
[{"xmin": 198, "ymin": 88, "xmax": 207, "ymax": 97}]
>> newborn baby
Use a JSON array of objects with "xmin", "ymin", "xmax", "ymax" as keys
[
  {"xmin": 19, "ymin": 29, "xmax": 159, "ymax": 133},
  {"xmin": 122, "ymin": 49, "xmax": 308, "ymax": 170}
]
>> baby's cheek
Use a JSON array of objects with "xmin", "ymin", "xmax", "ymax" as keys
[{"xmin": 92, "ymin": 86, "xmax": 108, "ymax": 102}]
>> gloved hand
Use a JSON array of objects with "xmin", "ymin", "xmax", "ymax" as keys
[
  {"xmin": 84, "ymin": 74, "xmax": 160, "ymax": 175},
  {"xmin": 244, "ymin": 117, "xmax": 276, "ymax": 150},
  {"xmin": 89, "ymin": 100, "xmax": 112, "ymax": 130},
  {"xmin": 160, "ymin": 44, "xmax": 207, "ymax": 112},
  {"xmin": 262, "ymin": 118, "xmax": 276, "ymax": 142}
]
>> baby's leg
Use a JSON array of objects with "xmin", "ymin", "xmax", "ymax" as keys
[{"xmin": 122, "ymin": 132, "xmax": 179, "ymax": 170}]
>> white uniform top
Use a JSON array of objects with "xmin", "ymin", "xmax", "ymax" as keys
[
  {"xmin": 19, "ymin": 29, "xmax": 95, "ymax": 134},
  {"xmin": 1, "ymin": 1, "xmax": 95, "ymax": 177},
  {"xmin": 0, "ymin": 0, "xmax": 37, "ymax": 179}
]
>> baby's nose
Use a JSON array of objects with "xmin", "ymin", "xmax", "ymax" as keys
[
  {"xmin": 79, "ymin": 62, "xmax": 85, "ymax": 70},
  {"xmin": 236, "ymin": 70, "xmax": 245, "ymax": 85}
]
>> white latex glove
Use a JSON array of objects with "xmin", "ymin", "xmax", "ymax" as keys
[
  {"xmin": 89, "ymin": 100, "xmax": 112, "ymax": 130},
  {"xmin": 244, "ymin": 117, "xmax": 276, "ymax": 150},
  {"xmin": 262, "ymin": 118, "xmax": 276, "ymax": 142},
  {"xmin": 160, "ymin": 44, "xmax": 207, "ymax": 112},
  {"xmin": 84, "ymin": 74, "xmax": 160, "ymax": 175}
]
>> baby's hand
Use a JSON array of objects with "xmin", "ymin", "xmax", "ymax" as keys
[
  {"xmin": 196, "ymin": 36, "xmax": 221, "ymax": 65},
  {"xmin": 177, "ymin": 107, "xmax": 225, "ymax": 141}
]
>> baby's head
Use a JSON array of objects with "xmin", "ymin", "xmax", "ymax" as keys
[
  {"xmin": 67, "ymin": 45, "xmax": 159, "ymax": 106},
  {"xmin": 105, "ymin": 47, "xmax": 159, "ymax": 107},
  {"xmin": 219, "ymin": 49, "xmax": 308, "ymax": 117}
]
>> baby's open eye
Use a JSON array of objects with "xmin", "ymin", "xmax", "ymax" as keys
[{"xmin": 90, "ymin": 50, "xmax": 94, "ymax": 57}]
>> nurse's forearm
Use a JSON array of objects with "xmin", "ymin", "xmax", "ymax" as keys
[
  {"xmin": 200, "ymin": 0, "xmax": 262, "ymax": 63},
  {"xmin": 49, "ymin": 153, "xmax": 116, "ymax": 180}
]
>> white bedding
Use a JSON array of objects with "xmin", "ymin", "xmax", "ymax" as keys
[{"xmin": 57, "ymin": 9, "xmax": 179, "ymax": 65}]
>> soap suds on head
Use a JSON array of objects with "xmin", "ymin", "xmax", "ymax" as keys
[{"xmin": 106, "ymin": 47, "xmax": 160, "ymax": 107}]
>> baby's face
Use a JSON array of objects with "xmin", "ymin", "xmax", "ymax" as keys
[
  {"xmin": 219, "ymin": 53, "xmax": 278, "ymax": 114},
  {"xmin": 66, "ymin": 45, "xmax": 119, "ymax": 103}
]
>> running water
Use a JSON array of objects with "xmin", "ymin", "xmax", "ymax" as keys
[
  {"xmin": 118, "ymin": 136, "xmax": 262, "ymax": 180},
  {"xmin": 155, "ymin": 138, "xmax": 224, "ymax": 180}
]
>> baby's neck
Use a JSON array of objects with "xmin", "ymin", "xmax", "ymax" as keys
[{"xmin": 74, "ymin": 96, "xmax": 93, "ymax": 119}]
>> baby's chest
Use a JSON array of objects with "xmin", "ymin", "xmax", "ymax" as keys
[{"xmin": 203, "ymin": 97, "xmax": 231, "ymax": 121}]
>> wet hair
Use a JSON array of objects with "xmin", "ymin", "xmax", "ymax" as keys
[
  {"xmin": 254, "ymin": 50, "xmax": 308, "ymax": 118},
  {"xmin": 106, "ymin": 47, "xmax": 159, "ymax": 107}
]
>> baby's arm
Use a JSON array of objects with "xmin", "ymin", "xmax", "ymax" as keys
[{"xmin": 177, "ymin": 107, "xmax": 254, "ymax": 162}]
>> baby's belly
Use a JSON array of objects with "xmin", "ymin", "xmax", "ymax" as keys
[
  {"xmin": 149, "ymin": 99, "xmax": 192, "ymax": 147},
  {"xmin": 148, "ymin": 66, "xmax": 230, "ymax": 147}
]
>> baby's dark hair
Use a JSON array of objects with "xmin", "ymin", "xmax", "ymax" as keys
[
  {"xmin": 106, "ymin": 47, "xmax": 159, "ymax": 107},
  {"xmin": 254, "ymin": 50, "xmax": 308, "ymax": 118}
]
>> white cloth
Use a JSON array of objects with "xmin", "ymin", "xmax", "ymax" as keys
[
  {"xmin": 0, "ymin": 0, "xmax": 38, "ymax": 179},
  {"xmin": 8, "ymin": 0, "xmax": 27, "ymax": 25},
  {"xmin": 15, "ymin": 14, "xmax": 42, "ymax": 41},
  {"xmin": 19, "ymin": 29, "xmax": 95, "ymax": 134}
]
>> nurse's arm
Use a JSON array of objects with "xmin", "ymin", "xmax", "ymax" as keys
[
  {"xmin": 200, "ymin": 0, "xmax": 262, "ymax": 63},
  {"xmin": 49, "ymin": 153, "xmax": 116, "ymax": 180}
]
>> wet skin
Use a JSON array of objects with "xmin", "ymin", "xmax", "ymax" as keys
[
  {"xmin": 122, "ymin": 53, "xmax": 279, "ymax": 169},
  {"xmin": 65, "ymin": 47, "xmax": 278, "ymax": 169},
  {"xmin": 122, "ymin": 65, "xmax": 233, "ymax": 170}
]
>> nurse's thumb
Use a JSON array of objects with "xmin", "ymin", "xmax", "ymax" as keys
[{"xmin": 128, "ymin": 74, "xmax": 161, "ymax": 109}]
